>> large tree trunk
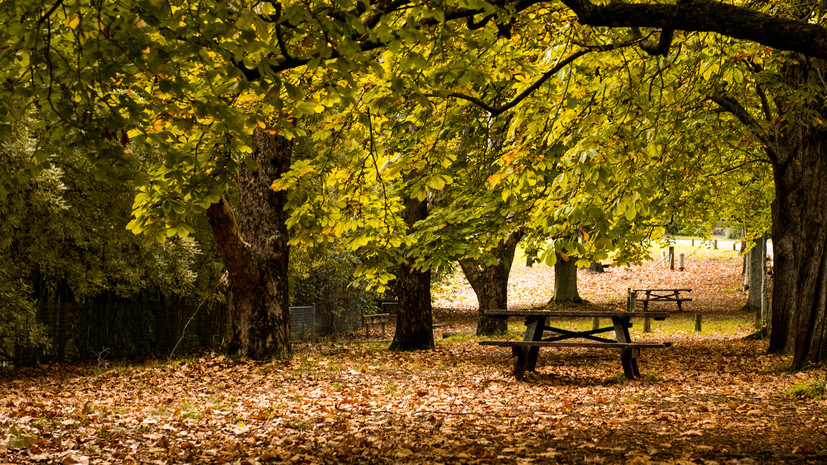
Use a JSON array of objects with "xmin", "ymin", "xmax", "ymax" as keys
[
  {"xmin": 389, "ymin": 195, "xmax": 434, "ymax": 351},
  {"xmin": 549, "ymin": 255, "xmax": 583, "ymax": 304},
  {"xmin": 767, "ymin": 58, "xmax": 827, "ymax": 367},
  {"xmin": 459, "ymin": 231, "xmax": 522, "ymax": 336},
  {"xmin": 206, "ymin": 128, "xmax": 291, "ymax": 360}
]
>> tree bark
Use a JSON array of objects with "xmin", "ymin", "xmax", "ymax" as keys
[
  {"xmin": 549, "ymin": 255, "xmax": 583, "ymax": 304},
  {"xmin": 560, "ymin": 0, "xmax": 827, "ymax": 60},
  {"xmin": 389, "ymin": 195, "xmax": 434, "ymax": 351},
  {"xmin": 206, "ymin": 128, "xmax": 291, "ymax": 360},
  {"xmin": 766, "ymin": 58, "xmax": 827, "ymax": 367},
  {"xmin": 744, "ymin": 235, "xmax": 766, "ymax": 312},
  {"xmin": 459, "ymin": 231, "xmax": 522, "ymax": 336}
]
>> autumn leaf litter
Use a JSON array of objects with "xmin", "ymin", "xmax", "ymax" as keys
[{"xmin": 2, "ymin": 250, "xmax": 826, "ymax": 464}]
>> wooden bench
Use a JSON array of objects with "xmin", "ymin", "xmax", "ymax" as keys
[
  {"xmin": 632, "ymin": 288, "xmax": 692, "ymax": 311},
  {"xmin": 479, "ymin": 310, "xmax": 672, "ymax": 380},
  {"xmin": 362, "ymin": 301, "xmax": 399, "ymax": 338}
]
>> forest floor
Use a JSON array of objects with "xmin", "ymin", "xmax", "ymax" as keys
[{"xmin": 3, "ymin": 246, "xmax": 827, "ymax": 464}]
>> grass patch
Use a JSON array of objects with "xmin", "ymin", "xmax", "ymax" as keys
[{"xmin": 784, "ymin": 377, "xmax": 827, "ymax": 400}]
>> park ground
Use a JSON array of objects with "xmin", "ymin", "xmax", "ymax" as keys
[{"xmin": 2, "ymin": 244, "xmax": 826, "ymax": 464}]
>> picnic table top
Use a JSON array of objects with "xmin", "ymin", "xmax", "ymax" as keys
[
  {"xmin": 632, "ymin": 288, "xmax": 692, "ymax": 292},
  {"xmin": 482, "ymin": 309, "xmax": 671, "ymax": 319}
]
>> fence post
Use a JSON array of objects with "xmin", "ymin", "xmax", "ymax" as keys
[
  {"xmin": 669, "ymin": 246, "xmax": 675, "ymax": 271},
  {"xmin": 678, "ymin": 253, "xmax": 685, "ymax": 272},
  {"xmin": 694, "ymin": 313, "xmax": 703, "ymax": 332}
]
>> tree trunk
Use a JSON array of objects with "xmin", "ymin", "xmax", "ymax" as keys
[
  {"xmin": 206, "ymin": 128, "xmax": 291, "ymax": 360},
  {"xmin": 767, "ymin": 58, "xmax": 827, "ymax": 367},
  {"xmin": 744, "ymin": 235, "xmax": 766, "ymax": 312},
  {"xmin": 742, "ymin": 249, "xmax": 751, "ymax": 290},
  {"xmin": 588, "ymin": 261, "xmax": 605, "ymax": 273},
  {"xmin": 459, "ymin": 231, "xmax": 522, "ymax": 336},
  {"xmin": 389, "ymin": 195, "xmax": 434, "ymax": 351},
  {"xmin": 549, "ymin": 255, "xmax": 583, "ymax": 304}
]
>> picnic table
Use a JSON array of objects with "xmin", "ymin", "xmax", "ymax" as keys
[
  {"xmin": 479, "ymin": 310, "xmax": 672, "ymax": 380},
  {"xmin": 632, "ymin": 288, "xmax": 692, "ymax": 311}
]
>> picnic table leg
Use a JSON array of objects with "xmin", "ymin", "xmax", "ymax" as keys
[
  {"xmin": 514, "ymin": 348, "xmax": 528, "ymax": 381},
  {"xmin": 525, "ymin": 316, "xmax": 546, "ymax": 373},
  {"xmin": 612, "ymin": 316, "xmax": 640, "ymax": 379},
  {"xmin": 513, "ymin": 316, "xmax": 545, "ymax": 380},
  {"xmin": 643, "ymin": 291, "xmax": 650, "ymax": 311}
]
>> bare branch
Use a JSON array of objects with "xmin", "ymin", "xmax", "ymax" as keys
[
  {"xmin": 709, "ymin": 93, "xmax": 779, "ymax": 164},
  {"xmin": 561, "ymin": 0, "xmax": 827, "ymax": 60}
]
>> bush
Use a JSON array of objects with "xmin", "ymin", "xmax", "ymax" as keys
[{"xmin": 291, "ymin": 245, "xmax": 380, "ymax": 337}]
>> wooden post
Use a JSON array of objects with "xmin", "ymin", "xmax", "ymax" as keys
[
  {"xmin": 691, "ymin": 238, "xmax": 694, "ymax": 246},
  {"xmin": 733, "ymin": 242, "xmax": 737, "ymax": 251},
  {"xmin": 643, "ymin": 316, "xmax": 652, "ymax": 333},
  {"xmin": 661, "ymin": 250, "xmax": 667, "ymax": 268},
  {"xmin": 694, "ymin": 313, "xmax": 702, "ymax": 332},
  {"xmin": 714, "ymin": 240, "xmax": 718, "ymax": 250},
  {"xmin": 669, "ymin": 246, "xmax": 675, "ymax": 271},
  {"xmin": 629, "ymin": 289, "xmax": 637, "ymax": 312},
  {"xmin": 678, "ymin": 253, "xmax": 685, "ymax": 271},
  {"xmin": 592, "ymin": 317, "xmax": 600, "ymax": 330}
]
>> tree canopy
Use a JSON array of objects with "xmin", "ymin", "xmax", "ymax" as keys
[{"xmin": 3, "ymin": 0, "xmax": 827, "ymax": 364}]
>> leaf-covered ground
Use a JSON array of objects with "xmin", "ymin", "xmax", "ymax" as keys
[{"xmin": 3, "ymin": 247, "xmax": 826, "ymax": 464}]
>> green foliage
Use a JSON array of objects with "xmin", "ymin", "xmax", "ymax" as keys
[
  {"xmin": 0, "ymin": 111, "xmax": 223, "ymax": 363},
  {"xmin": 0, "ymin": 0, "xmax": 782, "ymax": 300},
  {"xmin": 291, "ymin": 243, "xmax": 380, "ymax": 318},
  {"xmin": 0, "ymin": 269, "xmax": 50, "ymax": 362}
]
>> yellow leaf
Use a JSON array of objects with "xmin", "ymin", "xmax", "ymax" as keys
[{"xmin": 67, "ymin": 15, "xmax": 80, "ymax": 29}]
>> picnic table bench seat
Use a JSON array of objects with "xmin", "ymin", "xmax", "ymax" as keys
[{"xmin": 479, "ymin": 309, "xmax": 672, "ymax": 380}]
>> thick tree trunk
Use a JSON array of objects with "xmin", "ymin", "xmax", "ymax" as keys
[
  {"xmin": 206, "ymin": 128, "xmax": 291, "ymax": 360},
  {"xmin": 744, "ymin": 235, "xmax": 766, "ymax": 312},
  {"xmin": 767, "ymin": 58, "xmax": 827, "ymax": 367},
  {"xmin": 389, "ymin": 195, "xmax": 434, "ymax": 351},
  {"xmin": 550, "ymin": 255, "xmax": 583, "ymax": 304},
  {"xmin": 459, "ymin": 231, "xmax": 522, "ymax": 336}
]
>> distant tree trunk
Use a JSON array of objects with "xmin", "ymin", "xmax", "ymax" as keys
[
  {"xmin": 389, "ymin": 195, "xmax": 434, "ymax": 351},
  {"xmin": 766, "ymin": 57, "xmax": 827, "ymax": 367},
  {"xmin": 743, "ymin": 236, "xmax": 766, "ymax": 312},
  {"xmin": 588, "ymin": 261, "xmax": 605, "ymax": 273},
  {"xmin": 460, "ymin": 231, "xmax": 523, "ymax": 336},
  {"xmin": 740, "ymin": 239, "xmax": 747, "ymax": 277},
  {"xmin": 742, "ymin": 248, "xmax": 751, "ymax": 290},
  {"xmin": 549, "ymin": 255, "xmax": 583, "ymax": 304},
  {"xmin": 206, "ymin": 128, "xmax": 291, "ymax": 360}
]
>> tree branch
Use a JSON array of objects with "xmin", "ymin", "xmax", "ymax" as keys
[
  {"xmin": 206, "ymin": 195, "xmax": 259, "ymax": 287},
  {"xmin": 709, "ymin": 93, "xmax": 779, "ymax": 164},
  {"xmin": 429, "ymin": 41, "xmax": 635, "ymax": 116},
  {"xmin": 37, "ymin": 0, "xmax": 65, "ymax": 25},
  {"xmin": 561, "ymin": 0, "xmax": 827, "ymax": 60}
]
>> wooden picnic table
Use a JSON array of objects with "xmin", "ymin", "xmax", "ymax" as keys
[
  {"xmin": 632, "ymin": 288, "xmax": 692, "ymax": 311},
  {"xmin": 479, "ymin": 310, "xmax": 672, "ymax": 380}
]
